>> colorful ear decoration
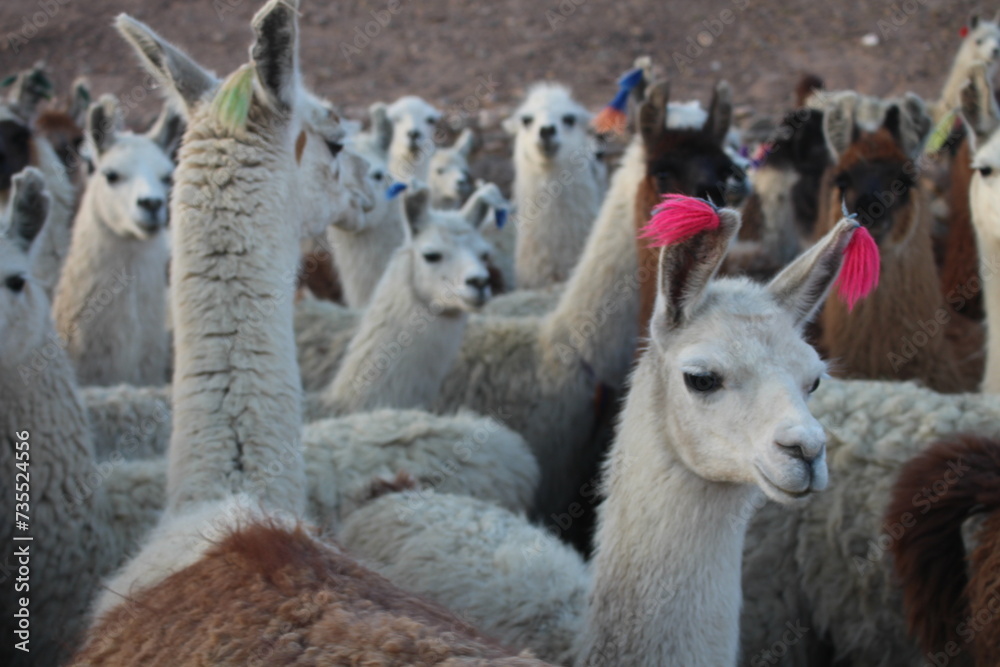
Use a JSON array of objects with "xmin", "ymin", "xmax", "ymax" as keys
[
  {"xmin": 495, "ymin": 208, "xmax": 508, "ymax": 229},
  {"xmin": 640, "ymin": 195, "xmax": 720, "ymax": 248},
  {"xmin": 924, "ymin": 109, "xmax": 958, "ymax": 154},
  {"xmin": 592, "ymin": 66, "xmax": 645, "ymax": 136},
  {"xmin": 835, "ymin": 215, "xmax": 880, "ymax": 311},
  {"xmin": 385, "ymin": 182, "xmax": 408, "ymax": 200},
  {"xmin": 960, "ymin": 25, "xmax": 970, "ymax": 38},
  {"xmin": 750, "ymin": 142, "xmax": 773, "ymax": 168}
]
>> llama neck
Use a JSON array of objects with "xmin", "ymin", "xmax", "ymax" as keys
[
  {"xmin": 513, "ymin": 143, "xmax": 604, "ymax": 289},
  {"xmin": 976, "ymin": 224, "xmax": 1000, "ymax": 392},
  {"xmin": 324, "ymin": 248, "xmax": 467, "ymax": 413},
  {"xmin": 578, "ymin": 360, "xmax": 755, "ymax": 667},
  {"xmin": 540, "ymin": 138, "xmax": 644, "ymax": 387},
  {"xmin": 939, "ymin": 44, "xmax": 996, "ymax": 119},
  {"xmin": 327, "ymin": 208, "xmax": 406, "ymax": 308},
  {"xmin": 167, "ymin": 115, "xmax": 306, "ymax": 516}
]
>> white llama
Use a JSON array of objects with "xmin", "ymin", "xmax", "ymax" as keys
[
  {"xmin": 428, "ymin": 127, "xmax": 475, "ymax": 209},
  {"xmin": 934, "ymin": 14, "xmax": 1000, "ymax": 124},
  {"xmin": 505, "ymin": 83, "xmax": 605, "ymax": 289},
  {"xmin": 52, "ymin": 94, "xmax": 178, "ymax": 387},
  {"xmin": 340, "ymin": 204, "xmax": 870, "ymax": 666},
  {"xmin": 386, "ymin": 94, "xmax": 441, "ymax": 182}
]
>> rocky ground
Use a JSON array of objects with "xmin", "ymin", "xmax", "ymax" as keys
[{"xmin": 1, "ymin": 0, "xmax": 991, "ymax": 186}]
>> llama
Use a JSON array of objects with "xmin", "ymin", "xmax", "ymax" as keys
[
  {"xmin": 633, "ymin": 79, "xmax": 743, "ymax": 338},
  {"xmin": 74, "ymin": 6, "xmax": 546, "ymax": 663},
  {"xmin": 52, "ymin": 95, "xmax": 178, "ymax": 387},
  {"xmin": 340, "ymin": 201, "xmax": 874, "ymax": 666},
  {"xmin": 505, "ymin": 83, "xmax": 605, "ymax": 289},
  {"xmin": 933, "ymin": 15, "xmax": 1000, "ymax": 125},
  {"xmin": 323, "ymin": 185, "xmax": 494, "ymax": 414},
  {"xmin": 886, "ymin": 434, "xmax": 1000, "ymax": 667},
  {"xmin": 814, "ymin": 92, "xmax": 982, "ymax": 392},
  {"xmin": 428, "ymin": 127, "xmax": 475, "ymax": 209},
  {"xmin": 0, "ymin": 167, "xmax": 166, "ymax": 666},
  {"xmin": 0, "ymin": 66, "xmax": 80, "ymax": 299},
  {"xmin": 386, "ymin": 94, "xmax": 441, "ymax": 182}
]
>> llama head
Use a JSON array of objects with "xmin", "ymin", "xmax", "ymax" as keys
[
  {"xmin": 504, "ymin": 83, "xmax": 592, "ymax": 165},
  {"xmin": 386, "ymin": 95, "xmax": 441, "ymax": 176},
  {"xmin": 400, "ymin": 185, "xmax": 494, "ymax": 312},
  {"xmin": 296, "ymin": 94, "xmax": 376, "ymax": 239},
  {"xmin": 428, "ymin": 128, "xmax": 475, "ymax": 209},
  {"xmin": 643, "ymin": 199, "xmax": 867, "ymax": 502},
  {"xmin": 962, "ymin": 15, "xmax": 1000, "ymax": 73},
  {"xmin": 636, "ymin": 80, "xmax": 746, "ymax": 208},
  {"xmin": 823, "ymin": 96, "xmax": 920, "ymax": 247},
  {"xmin": 970, "ymin": 121, "xmax": 1000, "ymax": 242},
  {"xmin": 83, "ymin": 95, "xmax": 177, "ymax": 239},
  {"xmin": 0, "ymin": 168, "xmax": 51, "ymax": 362}
]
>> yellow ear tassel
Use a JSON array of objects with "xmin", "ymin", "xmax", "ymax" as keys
[{"xmin": 210, "ymin": 64, "xmax": 255, "ymax": 134}]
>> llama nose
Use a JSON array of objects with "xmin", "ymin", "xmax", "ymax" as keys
[
  {"xmin": 466, "ymin": 275, "xmax": 489, "ymax": 291},
  {"xmin": 775, "ymin": 436, "xmax": 825, "ymax": 463},
  {"xmin": 137, "ymin": 197, "xmax": 164, "ymax": 215},
  {"xmin": 408, "ymin": 129, "xmax": 421, "ymax": 141},
  {"xmin": 539, "ymin": 125, "xmax": 557, "ymax": 140}
]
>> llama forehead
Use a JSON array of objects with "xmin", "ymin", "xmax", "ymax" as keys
[
  {"xmin": 970, "ymin": 21, "xmax": 1000, "ymax": 44},
  {"xmin": 430, "ymin": 148, "xmax": 466, "ymax": 171},
  {"xmin": 666, "ymin": 101, "xmax": 708, "ymax": 130},
  {"xmin": 836, "ymin": 128, "xmax": 908, "ymax": 169},
  {"xmin": 98, "ymin": 134, "xmax": 174, "ymax": 175},
  {"xmin": 515, "ymin": 84, "xmax": 587, "ymax": 120},
  {"xmin": 387, "ymin": 96, "xmax": 440, "ymax": 122},
  {"xmin": 975, "ymin": 129, "xmax": 1000, "ymax": 168},
  {"xmin": 0, "ymin": 234, "xmax": 30, "ymax": 276}
]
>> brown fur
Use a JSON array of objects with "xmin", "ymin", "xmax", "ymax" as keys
[
  {"xmin": 815, "ymin": 127, "xmax": 981, "ymax": 393},
  {"xmin": 887, "ymin": 435, "xmax": 1000, "ymax": 665},
  {"xmin": 34, "ymin": 108, "xmax": 85, "ymax": 177},
  {"xmin": 297, "ymin": 248, "xmax": 343, "ymax": 303},
  {"xmin": 72, "ymin": 522, "xmax": 548, "ymax": 666},
  {"xmin": 294, "ymin": 129, "xmax": 307, "ymax": 164},
  {"xmin": 941, "ymin": 138, "xmax": 984, "ymax": 319},
  {"xmin": 795, "ymin": 73, "xmax": 824, "ymax": 108}
]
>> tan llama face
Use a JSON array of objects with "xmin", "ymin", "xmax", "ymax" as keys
[{"xmin": 651, "ymin": 281, "xmax": 829, "ymax": 503}]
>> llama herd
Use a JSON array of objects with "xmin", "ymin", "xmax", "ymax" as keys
[{"xmin": 3, "ymin": 1, "xmax": 1000, "ymax": 665}]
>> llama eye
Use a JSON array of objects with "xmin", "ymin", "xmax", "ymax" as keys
[
  {"xmin": 979, "ymin": 166, "xmax": 994, "ymax": 177},
  {"xmin": 427, "ymin": 116, "xmax": 437, "ymax": 125},
  {"xmin": 480, "ymin": 252, "xmax": 490, "ymax": 263},
  {"xmin": 809, "ymin": 378, "xmax": 821, "ymax": 394},
  {"xmin": 104, "ymin": 170, "xmax": 121, "ymax": 184},
  {"xmin": 437, "ymin": 168, "xmax": 445, "ymax": 175},
  {"xmin": 522, "ymin": 116, "xmax": 533, "ymax": 128},
  {"xmin": 654, "ymin": 172, "xmax": 672, "ymax": 192},
  {"xmin": 422, "ymin": 252, "xmax": 443, "ymax": 263},
  {"xmin": 372, "ymin": 171, "xmax": 383, "ymax": 182},
  {"xmin": 5, "ymin": 274, "xmax": 26, "ymax": 293},
  {"xmin": 684, "ymin": 372, "xmax": 722, "ymax": 394},
  {"xmin": 161, "ymin": 175, "xmax": 172, "ymax": 186},
  {"xmin": 562, "ymin": 114, "xmax": 576, "ymax": 127},
  {"xmin": 834, "ymin": 173, "xmax": 850, "ymax": 191},
  {"xmin": 324, "ymin": 140, "xmax": 343, "ymax": 157},
  {"xmin": 977, "ymin": 38, "xmax": 984, "ymax": 46}
]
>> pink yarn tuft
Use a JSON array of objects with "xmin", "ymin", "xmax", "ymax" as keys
[
  {"xmin": 640, "ymin": 195, "xmax": 720, "ymax": 248},
  {"xmin": 836, "ymin": 225, "xmax": 880, "ymax": 311}
]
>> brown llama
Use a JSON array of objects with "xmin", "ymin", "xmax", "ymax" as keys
[
  {"xmin": 887, "ymin": 435, "xmax": 1000, "ymax": 667},
  {"xmin": 634, "ymin": 79, "xmax": 741, "ymax": 338},
  {"xmin": 814, "ymin": 94, "xmax": 982, "ymax": 392},
  {"xmin": 940, "ymin": 64, "xmax": 1000, "ymax": 320}
]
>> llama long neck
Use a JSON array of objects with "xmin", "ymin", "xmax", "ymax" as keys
[
  {"xmin": 938, "ymin": 39, "xmax": 999, "ymax": 121},
  {"xmin": 327, "ymin": 208, "xmax": 406, "ymax": 308},
  {"xmin": 578, "ymin": 359, "xmax": 754, "ymax": 667},
  {"xmin": 166, "ymin": 110, "xmax": 306, "ymax": 516},
  {"xmin": 53, "ymin": 182, "xmax": 169, "ymax": 386},
  {"xmin": 973, "ymin": 190, "xmax": 1000, "ymax": 393},
  {"xmin": 323, "ymin": 248, "xmax": 467, "ymax": 413},
  {"xmin": 539, "ymin": 138, "xmax": 644, "ymax": 388},
  {"xmin": 513, "ymin": 143, "xmax": 604, "ymax": 289}
]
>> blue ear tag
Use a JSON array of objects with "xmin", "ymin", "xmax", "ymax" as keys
[
  {"xmin": 386, "ymin": 182, "xmax": 407, "ymax": 200},
  {"xmin": 495, "ymin": 208, "xmax": 508, "ymax": 229}
]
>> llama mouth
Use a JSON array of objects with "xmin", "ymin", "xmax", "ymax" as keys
[{"xmin": 754, "ymin": 465, "xmax": 813, "ymax": 500}]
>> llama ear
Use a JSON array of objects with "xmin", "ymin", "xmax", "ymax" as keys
[
  {"xmin": 250, "ymin": 0, "xmax": 301, "ymax": 113},
  {"xmin": 652, "ymin": 207, "xmax": 740, "ymax": 331},
  {"xmin": 115, "ymin": 14, "xmax": 217, "ymax": 117},
  {"xmin": 5, "ymin": 66, "xmax": 53, "ymax": 122},
  {"xmin": 705, "ymin": 80, "xmax": 732, "ymax": 147},
  {"xmin": 897, "ymin": 93, "xmax": 932, "ymax": 157},
  {"xmin": 5, "ymin": 167, "xmax": 49, "ymax": 252},
  {"xmin": 638, "ymin": 80, "xmax": 669, "ymax": 148},
  {"xmin": 460, "ymin": 182, "xmax": 506, "ymax": 230},
  {"xmin": 767, "ymin": 217, "xmax": 862, "ymax": 327},
  {"xmin": 86, "ymin": 95, "xmax": 121, "ymax": 156},
  {"xmin": 882, "ymin": 105, "xmax": 904, "ymax": 146},
  {"xmin": 369, "ymin": 102, "xmax": 393, "ymax": 155},
  {"xmin": 823, "ymin": 92, "xmax": 858, "ymax": 161},
  {"xmin": 68, "ymin": 77, "xmax": 92, "ymax": 128},
  {"xmin": 454, "ymin": 128, "xmax": 476, "ymax": 158},
  {"xmin": 971, "ymin": 14, "xmax": 981, "ymax": 30},
  {"xmin": 147, "ymin": 102, "xmax": 185, "ymax": 156},
  {"xmin": 502, "ymin": 113, "xmax": 520, "ymax": 136},
  {"xmin": 402, "ymin": 185, "xmax": 431, "ymax": 236}
]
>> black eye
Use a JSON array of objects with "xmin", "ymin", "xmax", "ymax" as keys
[
  {"xmin": 104, "ymin": 170, "xmax": 120, "ymax": 184},
  {"xmin": 372, "ymin": 170, "xmax": 383, "ymax": 182},
  {"xmin": 5, "ymin": 274, "xmax": 26, "ymax": 293},
  {"xmin": 426, "ymin": 116, "xmax": 437, "ymax": 125},
  {"xmin": 325, "ymin": 140, "xmax": 343, "ymax": 157},
  {"xmin": 161, "ymin": 174, "xmax": 172, "ymax": 186},
  {"xmin": 654, "ymin": 172, "xmax": 673, "ymax": 192},
  {"xmin": 437, "ymin": 168, "xmax": 445, "ymax": 175},
  {"xmin": 522, "ymin": 116, "xmax": 533, "ymax": 128},
  {"xmin": 422, "ymin": 252, "xmax": 442, "ymax": 263},
  {"xmin": 809, "ymin": 378, "xmax": 821, "ymax": 394},
  {"xmin": 834, "ymin": 173, "xmax": 850, "ymax": 191},
  {"xmin": 980, "ymin": 166, "xmax": 994, "ymax": 177},
  {"xmin": 562, "ymin": 114, "xmax": 576, "ymax": 127},
  {"xmin": 480, "ymin": 252, "xmax": 490, "ymax": 262},
  {"xmin": 978, "ymin": 38, "xmax": 984, "ymax": 45},
  {"xmin": 684, "ymin": 372, "xmax": 722, "ymax": 394}
]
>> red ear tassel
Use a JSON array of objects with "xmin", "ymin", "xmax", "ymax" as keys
[
  {"xmin": 593, "ymin": 107, "xmax": 628, "ymax": 135},
  {"xmin": 960, "ymin": 25, "xmax": 970, "ymax": 38},
  {"xmin": 836, "ymin": 225, "xmax": 880, "ymax": 311},
  {"xmin": 640, "ymin": 195, "xmax": 720, "ymax": 248}
]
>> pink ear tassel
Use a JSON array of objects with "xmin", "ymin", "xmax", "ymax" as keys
[
  {"xmin": 640, "ymin": 195, "xmax": 720, "ymax": 248},
  {"xmin": 836, "ymin": 225, "xmax": 880, "ymax": 311}
]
